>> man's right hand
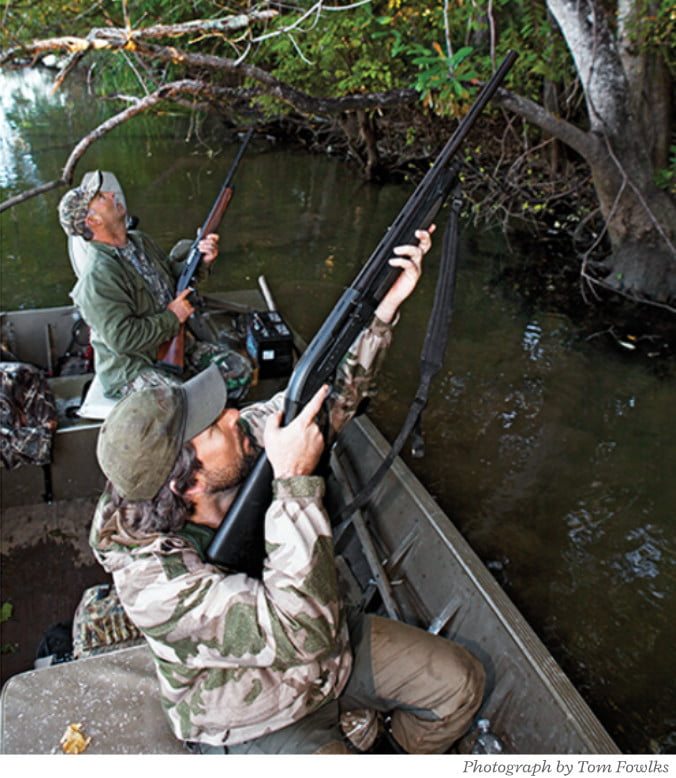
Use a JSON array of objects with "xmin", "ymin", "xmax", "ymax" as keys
[
  {"xmin": 264, "ymin": 384, "xmax": 329, "ymax": 479},
  {"xmin": 167, "ymin": 288, "xmax": 195, "ymax": 323}
]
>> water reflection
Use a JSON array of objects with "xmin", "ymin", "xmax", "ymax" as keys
[
  {"xmin": 521, "ymin": 320, "xmax": 543, "ymax": 361},
  {"xmin": 566, "ymin": 504, "xmax": 605, "ymax": 547},
  {"xmin": 0, "ymin": 68, "xmax": 67, "ymax": 189}
]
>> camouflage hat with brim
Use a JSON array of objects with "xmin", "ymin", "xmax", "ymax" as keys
[
  {"xmin": 58, "ymin": 170, "xmax": 104, "ymax": 237},
  {"xmin": 96, "ymin": 364, "xmax": 227, "ymax": 501}
]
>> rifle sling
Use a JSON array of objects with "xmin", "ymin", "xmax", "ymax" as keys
[{"xmin": 333, "ymin": 183, "xmax": 462, "ymax": 525}]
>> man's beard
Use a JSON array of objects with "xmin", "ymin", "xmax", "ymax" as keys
[{"xmin": 201, "ymin": 434, "xmax": 260, "ymax": 494}]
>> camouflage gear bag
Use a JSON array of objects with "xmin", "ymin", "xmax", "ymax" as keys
[
  {"xmin": 0, "ymin": 362, "xmax": 57, "ymax": 469},
  {"xmin": 187, "ymin": 340, "xmax": 253, "ymax": 402},
  {"xmin": 72, "ymin": 583, "xmax": 144, "ymax": 659}
]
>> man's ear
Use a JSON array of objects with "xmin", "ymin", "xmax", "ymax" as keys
[{"xmin": 170, "ymin": 476, "xmax": 205, "ymax": 498}]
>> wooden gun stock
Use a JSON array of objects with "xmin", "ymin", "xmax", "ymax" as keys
[{"xmin": 156, "ymin": 324, "xmax": 186, "ymax": 374}]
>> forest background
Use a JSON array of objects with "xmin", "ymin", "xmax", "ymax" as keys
[{"xmin": 1, "ymin": 0, "xmax": 675, "ymax": 332}]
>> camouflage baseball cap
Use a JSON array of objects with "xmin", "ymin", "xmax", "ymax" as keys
[
  {"xmin": 96, "ymin": 364, "xmax": 227, "ymax": 501},
  {"xmin": 58, "ymin": 170, "xmax": 104, "ymax": 237},
  {"xmin": 58, "ymin": 170, "xmax": 127, "ymax": 238}
]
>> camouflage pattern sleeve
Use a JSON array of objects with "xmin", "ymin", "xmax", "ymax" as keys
[
  {"xmin": 240, "ymin": 390, "xmax": 284, "ymax": 447},
  {"xmin": 113, "ymin": 477, "xmax": 341, "ymax": 668},
  {"xmin": 326, "ymin": 314, "xmax": 394, "ymax": 444}
]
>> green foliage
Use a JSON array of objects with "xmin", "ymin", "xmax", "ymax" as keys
[
  {"xmin": 3, "ymin": 1, "xmax": 672, "ymax": 132},
  {"xmin": 22, "ymin": 1, "xmax": 564, "ymax": 122},
  {"xmin": 654, "ymin": 145, "xmax": 676, "ymax": 194},
  {"xmin": 251, "ymin": 5, "xmax": 410, "ymax": 99},
  {"xmin": 248, "ymin": 2, "xmax": 534, "ymax": 118},
  {"xmin": 617, "ymin": 0, "xmax": 676, "ymax": 74},
  {"xmin": 2, "ymin": 0, "xmax": 229, "ymax": 42},
  {"xmin": 410, "ymin": 46, "xmax": 478, "ymax": 115},
  {"xmin": 0, "ymin": 602, "xmax": 12, "ymax": 622},
  {"xmin": 0, "ymin": 0, "xmax": 599, "ymax": 119},
  {"xmin": 3, "ymin": 0, "xmax": 109, "ymax": 42},
  {"xmin": 1, "ymin": 602, "xmax": 15, "ymax": 655}
]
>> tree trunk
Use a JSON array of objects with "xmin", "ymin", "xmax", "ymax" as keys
[
  {"xmin": 546, "ymin": 0, "xmax": 676, "ymax": 304},
  {"xmin": 618, "ymin": 0, "xmax": 672, "ymax": 169}
]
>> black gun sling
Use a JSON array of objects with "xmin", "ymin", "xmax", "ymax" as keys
[{"xmin": 333, "ymin": 182, "xmax": 463, "ymax": 525}]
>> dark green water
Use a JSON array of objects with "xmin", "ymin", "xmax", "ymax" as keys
[{"xmin": 1, "ymin": 68, "xmax": 674, "ymax": 754}]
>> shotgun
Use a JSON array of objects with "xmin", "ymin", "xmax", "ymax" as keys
[
  {"xmin": 206, "ymin": 53, "xmax": 517, "ymax": 575},
  {"xmin": 157, "ymin": 128, "xmax": 255, "ymax": 372}
]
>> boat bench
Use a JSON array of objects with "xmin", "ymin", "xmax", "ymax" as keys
[
  {"xmin": 0, "ymin": 644, "xmax": 184, "ymax": 754},
  {"xmin": 1, "ymin": 374, "xmax": 110, "ymax": 510}
]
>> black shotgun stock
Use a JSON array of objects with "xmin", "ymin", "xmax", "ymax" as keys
[{"xmin": 206, "ymin": 53, "xmax": 517, "ymax": 575}]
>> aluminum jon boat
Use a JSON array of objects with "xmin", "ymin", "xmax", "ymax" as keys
[{"xmin": 0, "ymin": 288, "xmax": 619, "ymax": 754}]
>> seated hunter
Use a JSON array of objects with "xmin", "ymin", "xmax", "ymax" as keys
[
  {"xmin": 90, "ymin": 227, "xmax": 485, "ymax": 754},
  {"xmin": 58, "ymin": 171, "xmax": 252, "ymax": 401}
]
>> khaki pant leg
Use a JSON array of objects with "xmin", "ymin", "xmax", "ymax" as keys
[{"xmin": 347, "ymin": 614, "xmax": 485, "ymax": 754}]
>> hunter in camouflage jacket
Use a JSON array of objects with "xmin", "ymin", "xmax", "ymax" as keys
[{"xmin": 89, "ymin": 315, "xmax": 394, "ymax": 747}]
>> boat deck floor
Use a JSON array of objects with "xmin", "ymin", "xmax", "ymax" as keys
[{"xmin": 1, "ymin": 497, "xmax": 109, "ymax": 688}]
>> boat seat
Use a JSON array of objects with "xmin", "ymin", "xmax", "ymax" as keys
[
  {"xmin": 0, "ymin": 644, "xmax": 184, "ymax": 754},
  {"xmin": 68, "ymin": 233, "xmax": 92, "ymax": 279},
  {"xmin": 77, "ymin": 372, "xmax": 117, "ymax": 420}
]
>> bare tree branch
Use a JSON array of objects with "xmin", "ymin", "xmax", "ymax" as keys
[
  {"xmin": 492, "ymin": 87, "xmax": 600, "ymax": 162},
  {"xmin": 134, "ymin": 39, "xmax": 420, "ymax": 116},
  {"xmin": 2, "ymin": 16, "xmax": 420, "ymax": 117},
  {"xmin": 0, "ymin": 11, "xmax": 278, "ymax": 65}
]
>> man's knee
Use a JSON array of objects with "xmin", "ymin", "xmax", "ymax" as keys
[{"xmin": 369, "ymin": 616, "xmax": 485, "ymax": 753}]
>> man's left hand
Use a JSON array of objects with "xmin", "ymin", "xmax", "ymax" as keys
[
  {"xmin": 374, "ymin": 225, "xmax": 435, "ymax": 324},
  {"xmin": 199, "ymin": 233, "xmax": 219, "ymax": 264}
]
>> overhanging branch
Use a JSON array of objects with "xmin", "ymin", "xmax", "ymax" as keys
[
  {"xmin": 0, "ymin": 11, "xmax": 279, "ymax": 66},
  {"xmin": 491, "ymin": 87, "xmax": 599, "ymax": 162},
  {"xmin": 2, "ymin": 17, "xmax": 420, "ymax": 117}
]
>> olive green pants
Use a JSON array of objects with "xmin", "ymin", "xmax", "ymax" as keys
[{"xmin": 227, "ymin": 613, "xmax": 485, "ymax": 755}]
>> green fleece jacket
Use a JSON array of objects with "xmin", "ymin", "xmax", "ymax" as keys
[{"xmin": 70, "ymin": 231, "xmax": 193, "ymax": 397}]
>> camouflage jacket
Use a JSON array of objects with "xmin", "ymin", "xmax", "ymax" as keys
[{"xmin": 89, "ymin": 316, "xmax": 394, "ymax": 746}]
